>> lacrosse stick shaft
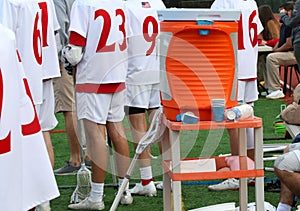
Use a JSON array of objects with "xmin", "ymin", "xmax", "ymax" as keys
[
  {"xmin": 110, "ymin": 108, "xmax": 163, "ymax": 211},
  {"xmin": 107, "ymin": 134, "xmax": 117, "ymax": 187},
  {"xmin": 110, "ymin": 153, "xmax": 139, "ymax": 211}
]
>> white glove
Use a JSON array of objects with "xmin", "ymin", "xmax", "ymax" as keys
[
  {"xmin": 61, "ymin": 44, "xmax": 83, "ymax": 66},
  {"xmin": 61, "ymin": 44, "xmax": 83, "ymax": 75}
]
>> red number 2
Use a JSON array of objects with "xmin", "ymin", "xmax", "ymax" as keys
[
  {"xmin": 33, "ymin": 2, "xmax": 49, "ymax": 64},
  {"xmin": 0, "ymin": 69, "xmax": 11, "ymax": 155},
  {"xmin": 21, "ymin": 79, "xmax": 41, "ymax": 136},
  {"xmin": 95, "ymin": 8, "xmax": 127, "ymax": 53}
]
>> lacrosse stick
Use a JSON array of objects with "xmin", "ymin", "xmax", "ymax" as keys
[
  {"xmin": 107, "ymin": 133, "xmax": 118, "ymax": 188},
  {"xmin": 110, "ymin": 107, "xmax": 164, "ymax": 211},
  {"xmin": 70, "ymin": 69, "xmax": 92, "ymax": 204}
]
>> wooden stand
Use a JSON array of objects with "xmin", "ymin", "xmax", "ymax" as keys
[{"xmin": 161, "ymin": 116, "xmax": 264, "ymax": 211}]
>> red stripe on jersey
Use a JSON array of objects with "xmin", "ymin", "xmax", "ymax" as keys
[
  {"xmin": 239, "ymin": 78, "xmax": 257, "ymax": 82},
  {"xmin": 76, "ymin": 83, "xmax": 125, "ymax": 93},
  {"xmin": 16, "ymin": 50, "xmax": 22, "ymax": 62},
  {"xmin": 69, "ymin": 31, "xmax": 86, "ymax": 47},
  {"xmin": 43, "ymin": 78, "xmax": 52, "ymax": 82}
]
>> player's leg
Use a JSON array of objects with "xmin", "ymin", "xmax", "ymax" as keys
[
  {"xmin": 125, "ymin": 84, "xmax": 159, "ymax": 196},
  {"xmin": 36, "ymin": 80, "xmax": 58, "ymax": 168},
  {"xmin": 35, "ymin": 80, "xmax": 58, "ymax": 210},
  {"xmin": 107, "ymin": 91, "xmax": 133, "ymax": 205},
  {"xmin": 68, "ymin": 92, "xmax": 112, "ymax": 210}
]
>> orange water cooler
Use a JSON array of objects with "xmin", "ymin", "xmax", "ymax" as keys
[{"xmin": 158, "ymin": 9, "xmax": 240, "ymax": 121}]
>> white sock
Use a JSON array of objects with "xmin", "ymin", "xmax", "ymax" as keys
[
  {"xmin": 140, "ymin": 166, "xmax": 153, "ymax": 180},
  {"xmin": 89, "ymin": 182, "xmax": 104, "ymax": 201},
  {"xmin": 277, "ymin": 202, "xmax": 292, "ymax": 211},
  {"xmin": 118, "ymin": 178, "xmax": 129, "ymax": 190}
]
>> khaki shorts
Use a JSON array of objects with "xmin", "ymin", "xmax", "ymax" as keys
[{"xmin": 52, "ymin": 62, "xmax": 75, "ymax": 113}]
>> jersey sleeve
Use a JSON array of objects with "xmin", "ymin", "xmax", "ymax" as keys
[
  {"xmin": 0, "ymin": 0, "xmax": 19, "ymax": 32},
  {"xmin": 69, "ymin": 1, "xmax": 89, "ymax": 39}
]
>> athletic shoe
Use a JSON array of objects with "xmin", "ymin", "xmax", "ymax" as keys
[
  {"xmin": 266, "ymin": 90, "xmax": 285, "ymax": 99},
  {"xmin": 54, "ymin": 161, "xmax": 80, "ymax": 176},
  {"xmin": 260, "ymin": 91, "xmax": 268, "ymax": 97},
  {"xmin": 35, "ymin": 201, "xmax": 51, "ymax": 211},
  {"xmin": 68, "ymin": 197, "xmax": 104, "ymax": 210},
  {"xmin": 129, "ymin": 181, "xmax": 157, "ymax": 197},
  {"xmin": 120, "ymin": 190, "xmax": 133, "ymax": 205},
  {"xmin": 156, "ymin": 181, "xmax": 163, "ymax": 190},
  {"xmin": 208, "ymin": 178, "xmax": 239, "ymax": 191}
]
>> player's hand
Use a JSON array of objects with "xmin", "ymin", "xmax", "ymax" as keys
[
  {"xmin": 61, "ymin": 44, "xmax": 83, "ymax": 75},
  {"xmin": 61, "ymin": 46, "xmax": 75, "ymax": 75},
  {"xmin": 63, "ymin": 60, "xmax": 75, "ymax": 75}
]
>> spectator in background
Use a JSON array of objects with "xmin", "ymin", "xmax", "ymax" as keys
[
  {"xmin": 257, "ymin": 4, "xmax": 281, "ymax": 88},
  {"xmin": 280, "ymin": 0, "xmax": 300, "ymax": 67},
  {"xmin": 52, "ymin": 0, "xmax": 84, "ymax": 176},
  {"xmin": 263, "ymin": 1, "xmax": 297, "ymax": 99},
  {"xmin": 259, "ymin": 4, "xmax": 280, "ymax": 47}
]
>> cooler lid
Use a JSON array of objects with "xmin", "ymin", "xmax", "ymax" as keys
[{"xmin": 157, "ymin": 8, "xmax": 240, "ymax": 21}]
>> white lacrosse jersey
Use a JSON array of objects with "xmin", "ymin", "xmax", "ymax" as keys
[
  {"xmin": 69, "ymin": 0, "xmax": 130, "ymax": 85},
  {"xmin": 0, "ymin": 0, "xmax": 60, "ymax": 104},
  {"xmin": 125, "ymin": 0, "xmax": 166, "ymax": 85},
  {"xmin": 0, "ymin": 24, "xmax": 59, "ymax": 211},
  {"xmin": 211, "ymin": 0, "xmax": 263, "ymax": 79},
  {"xmin": 40, "ymin": 0, "xmax": 61, "ymax": 79},
  {"xmin": 0, "ymin": 24, "xmax": 23, "ymax": 211}
]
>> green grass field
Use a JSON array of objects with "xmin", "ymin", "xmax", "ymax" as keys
[{"xmin": 50, "ymin": 97, "xmax": 296, "ymax": 210}]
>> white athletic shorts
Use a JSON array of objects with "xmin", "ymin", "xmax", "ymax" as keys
[
  {"xmin": 125, "ymin": 84, "xmax": 161, "ymax": 109},
  {"xmin": 35, "ymin": 80, "xmax": 58, "ymax": 131},
  {"xmin": 288, "ymin": 143, "xmax": 300, "ymax": 152},
  {"xmin": 274, "ymin": 149, "xmax": 300, "ymax": 172},
  {"xmin": 76, "ymin": 90, "xmax": 125, "ymax": 124},
  {"xmin": 237, "ymin": 80, "xmax": 258, "ymax": 103}
]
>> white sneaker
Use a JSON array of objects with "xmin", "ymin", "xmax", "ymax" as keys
[
  {"xmin": 129, "ymin": 181, "xmax": 157, "ymax": 197},
  {"xmin": 35, "ymin": 201, "xmax": 51, "ymax": 211},
  {"xmin": 120, "ymin": 190, "xmax": 133, "ymax": 205},
  {"xmin": 68, "ymin": 197, "xmax": 104, "ymax": 210},
  {"xmin": 266, "ymin": 90, "xmax": 285, "ymax": 99},
  {"xmin": 260, "ymin": 91, "xmax": 268, "ymax": 96},
  {"xmin": 208, "ymin": 178, "xmax": 239, "ymax": 191},
  {"xmin": 156, "ymin": 181, "xmax": 163, "ymax": 190}
]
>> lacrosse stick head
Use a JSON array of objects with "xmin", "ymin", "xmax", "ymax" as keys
[
  {"xmin": 135, "ymin": 107, "xmax": 165, "ymax": 156},
  {"xmin": 70, "ymin": 163, "xmax": 92, "ymax": 203}
]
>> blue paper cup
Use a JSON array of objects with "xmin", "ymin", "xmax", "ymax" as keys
[
  {"xmin": 212, "ymin": 99, "xmax": 225, "ymax": 122},
  {"xmin": 212, "ymin": 106, "xmax": 224, "ymax": 122}
]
